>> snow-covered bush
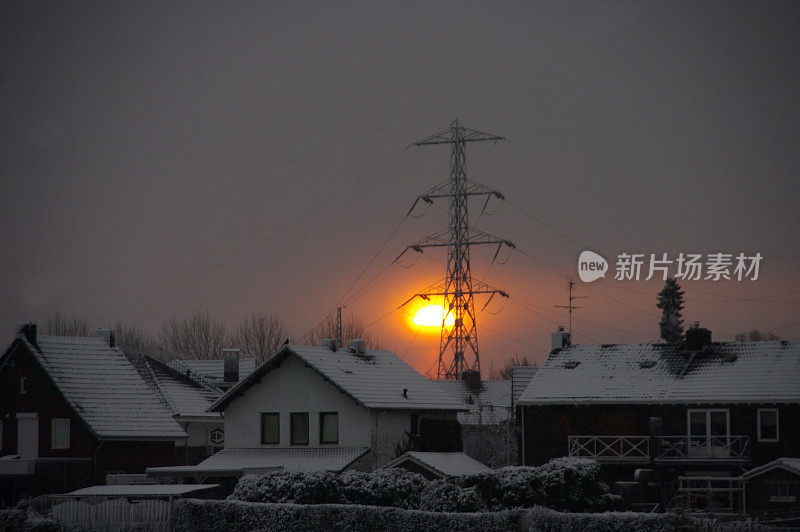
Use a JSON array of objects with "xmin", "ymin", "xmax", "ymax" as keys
[
  {"xmin": 0, "ymin": 507, "xmax": 25, "ymax": 530},
  {"xmin": 230, "ymin": 471, "xmax": 343, "ymax": 504},
  {"xmin": 418, "ymin": 480, "xmax": 486, "ymax": 513},
  {"xmin": 173, "ymin": 499, "xmax": 521, "ymax": 532},
  {"xmin": 457, "ymin": 457, "xmax": 613, "ymax": 512},
  {"xmin": 523, "ymin": 506, "xmax": 721, "ymax": 532}
]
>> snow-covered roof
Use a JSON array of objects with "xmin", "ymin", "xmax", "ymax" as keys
[
  {"xmin": 511, "ymin": 366, "xmax": 538, "ymax": 405},
  {"xmin": 210, "ymin": 345, "xmax": 467, "ymax": 412},
  {"xmin": 167, "ymin": 358, "xmax": 257, "ymax": 383},
  {"xmin": 15, "ymin": 335, "xmax": 187, "ymax": 440},
  {"xmin": 128, "ymin": 355, "xmax": 221, "ymax": 418},
  {"xmin": 435, "ymin": 380, "xmax": 512, "ymax": 425},
  {"xmin": 741, "ymin": 457, "xmax": 800, "ymax": 480},
  {"xmin": 519, "ymin": 341, "xmax": 800, "ymax": 405},
  {"xmin": 64, "ymin": 484, "xmax": 219, "ymax": 497},
  {"xmin": 148, "ymin": 447, "xmax": 369, "ymax": 474},
  {"xmin": 383, "ymin": 451, "xmax": 490, "ymax": 478}
]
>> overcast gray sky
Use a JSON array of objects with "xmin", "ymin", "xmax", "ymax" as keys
[{"xmin": 2, "ymin": 1, "xmax": 799, "ymax": 373}]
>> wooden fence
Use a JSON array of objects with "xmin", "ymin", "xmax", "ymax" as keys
[{"xmin": 50, "ymin": 497, "xmax": 172, "ymax": 531}]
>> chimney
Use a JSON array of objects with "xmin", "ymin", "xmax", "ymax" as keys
[
  {"xmin": 685, "ymin": 322, "xmax": 711, "ymax": 351},
  {"xmin": 321, "ymin": 338, "xmax": 337, "ymax": 352},
  {"xmin": 223, "ymin": 348, "xmax": 240, "ymax": 383},
  {"xmin": 551, "ymin": 326, "xmax": 571, "ymax": 351},
  {"xmin": 461, "ymin": 369, "xmax": 482, "ymax": 392},
  {"xmin": 19, "ymin": 323, "xmax": 38, "ymax": 347},
  {"xmin": 91, "ymin": 328, "xmax": 116, "ymax": 348},
  {"xmin": 348, "ymin": 339, "xmax": 366, "ymax": 355}
]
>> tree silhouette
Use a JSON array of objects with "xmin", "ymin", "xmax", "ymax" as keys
[{"xmin": 657, "ymin": 278, "xmax": 685, "ymax": 344}]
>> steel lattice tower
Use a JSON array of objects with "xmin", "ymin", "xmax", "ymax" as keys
[{"xmin": 398, "ymin": 120, "xmax": 513, "ymax": 380}]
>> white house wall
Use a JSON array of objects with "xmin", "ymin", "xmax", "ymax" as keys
[{"xmin": 224, "ymin": 355, "xmax": 374, "ymax": 448}]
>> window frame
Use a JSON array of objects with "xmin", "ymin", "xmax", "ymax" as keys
[
  {"xmin": 687, "ymin": 408, "xmax": 730, "ymax": 442},
  {"xmin": 51, "ymin": 418, "xmax": 70, "ymax": 450},
  {"xmin": 757, "ymin": 408, "xmax": 779, "ymax": 442},
  {"xmin": 319, "ymin": 412, "xmax": 339, "ymax": 444},
  {"xmin": 290, "ymin": 412, "xmax": 309, "ymax": 445},
  {"xmin": 260, "ymin": 412, "xmax": 280, "ymax": 445},
  {"xmin": 19, "ymin": 376, "xmax": 27, "ymax": 395}
]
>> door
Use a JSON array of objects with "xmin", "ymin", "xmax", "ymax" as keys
[
  {"xmin": 687, "ymin": 409, "xmax": 729, "ymax": 457},
  {"xmin": 17, "ymin": 413, "xmax": 39, "ymax": 459}
]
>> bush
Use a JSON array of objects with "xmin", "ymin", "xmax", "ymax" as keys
[
  {"xmin": 418, "ymin": 480, "xmax": 486, "ymax": 513},
  {"xmin": 229, "ymin": 457, "xmax": 613, "ymax": 513},
  {"xmin": 457, "ymin": 458, "xmax": 613, "ymax": 512},
  {"xmin": 523, "ymin": 506, "xmax": 721, "ymax": 532},
  {"xmin": 173, "ymin": 499, "xmax": 521, "ymax": 532},
  {"xmin": 0, "ymin": 508, "xmax": 25, "ymax": 532},
  {"xmin": 230, "ymin": 471, "xmax": 343, "ymax": 504}
]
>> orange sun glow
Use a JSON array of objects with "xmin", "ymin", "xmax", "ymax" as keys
[{"xmin": 412, "ymin": 304, "xmax": 454, "ymax": 328}]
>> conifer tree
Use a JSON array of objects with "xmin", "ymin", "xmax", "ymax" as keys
[{"xmin": 657, "ymin": 278, "xmax": 685, "ymax": 343}]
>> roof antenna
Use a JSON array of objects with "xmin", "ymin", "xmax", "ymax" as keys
[{"xmin": 554, "ymin": 279, "xmax": 587, "ymax": 336}]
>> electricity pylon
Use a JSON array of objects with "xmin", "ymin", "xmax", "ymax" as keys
[{"xmin": 397, "ymin": 120, "xmax": 514, "ymax": 380}]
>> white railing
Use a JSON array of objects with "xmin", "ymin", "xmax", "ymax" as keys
[
  {"xmin": 568, "ymin": 435, "xmax": 750, "ymax": 462},
  {"xmin": 655, "ymin": 435, "xmax": 749, "ymax": 461},
  {"xmin": 674, "ymin": 476, "xmax": 745, "ymax": 516},
  {"xmin": 568, "ymin": 435, "xmax": 650, "ymax": 462}
]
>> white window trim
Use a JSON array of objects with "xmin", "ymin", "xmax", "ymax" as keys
[
  {"xmin": 51, "ymin": 418, "xmax": 70, "ymax": 449},
  {"xmin": 757, "ymin": 408, "xmax": 779, "ymax": 442},
  {"xmin": 20, "ymin": 376, "xmax": 27, "ymax": 395}
]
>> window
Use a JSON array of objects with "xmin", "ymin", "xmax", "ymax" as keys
[
  {"xmin": 687, "ymin": 409, "xmax": 729, "ymax": 445},
  {"xmin": 758, "ymin": 409, "xmax": 779, "ymax": 442},
  {"xmin": 290, "ymin": 412, "xmax": 309, "ymax": 445},
  {"xmin": 260, "ymin": 413, "xmax": 279, "ymax": 444},
  {"xmin": 19, "ymin": 376, "xmax": 27, "ymax": 395},
  {"xmin": 320, "ymin": 412, "xmax": 339, "ymax": 444},
  {"xmin": 51, "ymin": 418, "xmax": 70, "ymax": 449},
  {"xmin": 767, "ymin": 480, "xmax": 797, "ymax": 503},
  {"xmin": 0, "ymin": 419, "xmax": 3, "ymax": 450}
]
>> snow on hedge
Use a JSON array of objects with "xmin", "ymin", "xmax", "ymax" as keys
[
  {"xmin": 522, "ymin": 506, "xmax": 766, "ymax": 532},
  {"xmin": 173, "ymin": 499, "xmax": 521, "ymax": 532},
  {"xmin": 230, "ymin": 457, "xmax": 617, "ymax": 513}
]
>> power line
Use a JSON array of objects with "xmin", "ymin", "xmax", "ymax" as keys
[{"xmin": 99, "ymin": 145, "xmax": 417, "ymax": 325}]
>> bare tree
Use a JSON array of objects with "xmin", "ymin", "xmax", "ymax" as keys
[
  {"xmin": 308, "ymin": 313, "xmax": 379, "ymax": 349},
  {"xmin": 233, "ymin": 312, "xmax": 287, "ymax": 362},
  {"xmin": 735, "ymin": 330, "xmax": 781, "ymax": 342},
  {"xmin": 160, "ymin": 311, "xmax": 229, "ymax": 360},
  {"xmin": 43, "ymin": 311, "xmax": 92, "ymax": 336},
  {"xmin": 490, "ymin": 354, "xmax": 537, "ymax": 380},
  {"xmin": 113, "ymin": 321, "xmax": 162, "ymax": 359}
]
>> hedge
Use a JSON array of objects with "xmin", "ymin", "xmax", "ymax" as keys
[
  {"xmin": 230, "ymin": 457, "xmax": 616, "ymax": 513},
  {"xmin": 173, "ymin": 499, "xmax": 521, "ymax": 532}
]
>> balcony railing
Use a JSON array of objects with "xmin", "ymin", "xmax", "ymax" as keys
[
  {"xmin": 568, "ymin": 436, "xmax": 650, "ymax": 463},
  {"xmin": 568, "ymin": 435, "xmax": 750, "ymax": 463},
  {"xmin": 655, "ymin": 435, "xmax": 749, "ymax": 462}
]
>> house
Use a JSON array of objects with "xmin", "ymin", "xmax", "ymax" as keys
[
  {"xmin": 127, "ymin": 354, "xmax": 225, "ymax": 464},
  {"xmin": 740, "ymin": 458, "xmax": 800, "ymax": 523},
  {"xmin": 435, "ymin": 371, "xmax": 515, "ymax": 467},
  {"xmin": 147, "ymin": 340, "xmax": 467, "ymax": 486},
  {"xmin": 382, "ymin": 451, "xmax": 489, "ymax": 480},
  {"xmin": 516, "ymin": 325, "xmax": 800, "ymax": 517},
  {"xmin": 0, "ymin": 325, "xmax": 188, "ymax": 505},
  {"xmin": 167, "ymin": 356, "xmax": 257, "ymax": 390}
]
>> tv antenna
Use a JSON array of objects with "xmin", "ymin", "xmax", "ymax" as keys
[
  {"xmin": 396, "ymin": 120, "xmax": 513, "ymax": 380},
  {"xmin": 554, "ymin": 279, "xmax": 587, "ymax": 335}
]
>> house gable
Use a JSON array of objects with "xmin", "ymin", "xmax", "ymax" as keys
[
  {"xmin": 222, "ymin": 353, "xmax": 373, "ymax": 448},
  {"xmin": 0, "ymin": 341, "xmax": 97, "ymax": 457}
]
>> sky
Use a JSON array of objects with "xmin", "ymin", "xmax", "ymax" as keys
[{"xmin": 2, "ymin": 1, "xmax": 799, "ymax": 375}]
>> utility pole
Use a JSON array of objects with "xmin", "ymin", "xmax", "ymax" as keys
[
  {"xmin": 396, "ymin": 120, "xmax": 514, "ymax": 380},
  {"xmin": 554, "ymin": 279, "xmax": 587, "ymax": 336}
]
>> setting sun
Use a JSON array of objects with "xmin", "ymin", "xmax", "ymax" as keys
[{"xmin": 412, "ymin": 304, "xmax": 454, "ymax": 328}]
